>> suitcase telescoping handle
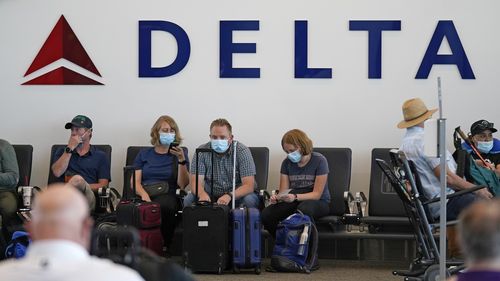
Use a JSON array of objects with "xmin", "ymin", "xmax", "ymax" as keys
[
  {"xmin": 232, "ymin": 141, "xmax": 237, "ymax": 209},
  {"xmin": 123, "ymin": 165, "xmax": 139, "ymax": 201},
  {"xmin": 195, "ymin": 148, "xmax": 214, "ymax": 204}
]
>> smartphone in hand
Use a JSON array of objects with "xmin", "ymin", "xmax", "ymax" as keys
[{"xmin": 168, "ymin": 142, "xmax": 180, "ymax": 154}]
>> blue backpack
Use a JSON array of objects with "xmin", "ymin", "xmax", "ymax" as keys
[
  {"xmin": 5, "ymin": 231, "xmax": 31, "ymax": 259},
  {"xmin": 270, "ymin": 212, "xmax": 319, "ymax": 273}
]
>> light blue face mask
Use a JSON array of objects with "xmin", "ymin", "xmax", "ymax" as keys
[
  {"xmin": 477, "ymin": 141, "xmax": 494, "ymax": 153},
  {"xmin": 159, "ymin": 132, "xmax": 175, "ymax": 145},
  {"xmin": 211, "ymin": 139, "xmax": 229, "ymax": 153},
  {"xmin": 287, "ymin": 150, "xmax": 302, "ymax": 163}
]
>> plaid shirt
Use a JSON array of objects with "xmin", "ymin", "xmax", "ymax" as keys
[{"xmin": 190, "ymin": 141, "xmax": 256, "ymax": 198}]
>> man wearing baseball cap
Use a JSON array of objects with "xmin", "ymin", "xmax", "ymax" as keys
[
  {"xmin": 462, "ymin": 119, "xmax": 500, "ymax": 176},
  {"xmin": 398, "ymin": 98, "xmax": 492, "ymax": 222},
  {"xmin": 51, "ymin": 115, "xmax": 111, "ymax": 211}
]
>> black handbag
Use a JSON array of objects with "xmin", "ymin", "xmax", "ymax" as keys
[
  {"xmin": 140, "ymin": 153, "xmax": 180, "ymax": 198},
  {"xmin": 143, "ymin": 182, "xmax": 169, "ymax": 197}
]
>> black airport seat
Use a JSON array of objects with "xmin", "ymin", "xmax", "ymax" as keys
[
  {"xmin": 360, "ymin": 148, "xmax": 411, "ymax": 233},
  {"xmin": 12, "ymin": 145, "xmax": 33, "ymax": 187},
  {"xmin": 314, "ymin": 148, "xmax": 352, "ymax": 230}
]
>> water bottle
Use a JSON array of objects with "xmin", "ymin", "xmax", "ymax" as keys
[
  {"xmin": 297, "ymin": 224, "xmax": 309, "ymax": 256},
  {"xmin": 18, "ymin": 186, "xmax": 33, "ymax": 209},
  {"xmin": 98, "ymin": 187, "xmax": 110, "ymax": 209}
]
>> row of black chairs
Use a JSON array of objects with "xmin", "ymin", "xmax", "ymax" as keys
[
  {"xmin": 12, "ymin": 145, "xmax": 410, "ymax": 231},
  {"xmin": 12, "ymin": 144, "xmax": 418, "ymax": 255}
]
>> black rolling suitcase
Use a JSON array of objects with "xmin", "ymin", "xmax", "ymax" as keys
[
  {"xmin": 91, "ymin": 226, "xmax": 195, "ymax": 281},
  {"xmin": 183, "ymin": 148, "xmax": 230, "ymax": 274}
]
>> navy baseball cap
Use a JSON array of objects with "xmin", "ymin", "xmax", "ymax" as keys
[{"xmin": 65, "ymin": 115, "xmax": 93, "ymax": 129}]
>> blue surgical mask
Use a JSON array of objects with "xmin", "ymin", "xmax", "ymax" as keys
[
  {"xmin": 211, "ymin": 139, "xmax": 229, "ymax": 153},
  {"xmin": 287, "ymin": 150, "xmax": 302, "ymax": 163},
  {"xmin": 159, "ymin": 132, "xmax": 175, "ymax": 145},
  {"xmin": 477, "ymin": 141, "xmax": 494, "ymax": 153}
]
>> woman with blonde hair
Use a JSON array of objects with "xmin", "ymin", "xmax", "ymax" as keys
[{"xmin": 133, "ymin": 115, "xmax": 189, "ymax": 255}]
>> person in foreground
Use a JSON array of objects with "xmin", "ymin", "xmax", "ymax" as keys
[
  {"xmin": 0, "ymin": 184, "xmax": 144, "ymax": 281},
  {"xmin": 261, "ymin": 129, "xmax": 330, "ymax": 237},
  {"xmin": 448, "ymin": 199, "xmax": 500, "ymax": 281}
]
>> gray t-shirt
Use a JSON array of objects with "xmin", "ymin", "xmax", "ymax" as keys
[{"xmin": 280, "ymin": 152, "xmax": 330, "ymax": 203}]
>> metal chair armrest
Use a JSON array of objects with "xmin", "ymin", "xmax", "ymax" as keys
[{"xmin": 423, "ymin": 185, "xmax": 486, "ymax": 205}]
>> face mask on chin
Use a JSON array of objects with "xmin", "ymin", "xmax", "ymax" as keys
[{"xmin": 211, "ymin": 139, "xmax": 229, "ymax": 153}]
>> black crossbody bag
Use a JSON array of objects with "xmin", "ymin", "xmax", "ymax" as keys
[{"xmin": 143, "ymin": 156, "xmax": 178, "ymax": 197}]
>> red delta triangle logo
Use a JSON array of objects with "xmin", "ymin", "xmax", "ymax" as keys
[{"xmin": 23, "ymin": 15, "xmax": 103, "ymax": 85}]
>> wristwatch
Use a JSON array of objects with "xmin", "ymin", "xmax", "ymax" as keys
[
  {"xmin": 294, "ymin": 194, "xmax": 298, "ymax": 202},
  {"xmin": 178, "ymin": 160, "xmax": 187, "ymax": 165},
  {"xmin": 65, "ymin": 146, "xmax": 73, "ymax": 154}
]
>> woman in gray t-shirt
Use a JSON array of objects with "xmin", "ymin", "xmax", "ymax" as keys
[{"xmin": 261, "ymin": 129, "xmax": 330, "ymax": 237}]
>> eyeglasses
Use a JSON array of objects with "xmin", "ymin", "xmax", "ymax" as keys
[{"xmin": 472, "ymin": 120, "xmax": 494, "ymax": 132}]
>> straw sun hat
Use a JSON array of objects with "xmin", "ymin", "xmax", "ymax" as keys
[{"xmin": 397, "ymin": 98, "xmax": 438, "ymax": 129}]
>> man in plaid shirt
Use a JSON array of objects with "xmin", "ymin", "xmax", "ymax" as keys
[{"xmin": 184, "ymin": 118, "xmax": 259, "ymax": 208}]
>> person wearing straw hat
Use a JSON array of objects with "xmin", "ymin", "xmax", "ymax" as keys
[{"xmin": 398, "ymin": 98, "xmax": 492, "ymax": 222}]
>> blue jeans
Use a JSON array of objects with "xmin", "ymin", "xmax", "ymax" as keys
[{"xmin": 183, "ymin": 191, "xmax": 259, "ymax": 208}]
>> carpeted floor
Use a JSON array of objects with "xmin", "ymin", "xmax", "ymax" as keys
[{"xmin": 179, "ymin": 259, "xmax": 405, "ymax": 281}]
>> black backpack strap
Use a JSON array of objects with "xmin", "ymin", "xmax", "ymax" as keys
[
  {"xmin": 172, "ymin": 150, "xmax": 179, "ymax": 188},
  {"xmin": 304, "ymin": 221, "xmax": 319, "ymax": 272}
]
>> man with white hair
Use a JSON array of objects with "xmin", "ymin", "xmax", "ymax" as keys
[{"xmin": 0, "ymin": 184, "xmax": 143, "ymax": 281}]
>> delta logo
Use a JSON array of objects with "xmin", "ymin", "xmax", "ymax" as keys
[{"xmin": 23, "ymin": 15, "xmax": 103, "ymax": 85}]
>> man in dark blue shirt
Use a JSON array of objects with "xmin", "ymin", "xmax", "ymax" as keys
[{"xmin": 51, "ymin": 115, "xmax": 111, "ymax": 211}]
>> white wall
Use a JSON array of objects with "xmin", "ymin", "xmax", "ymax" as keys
[{"xmin": 1, "ymin": 0, "xmax": 498, "ymax": 194}]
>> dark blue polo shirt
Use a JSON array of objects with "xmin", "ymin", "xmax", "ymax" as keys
[{"xmin": 53, "ymin": 145, "xmax": 111, "ymax": 184}]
